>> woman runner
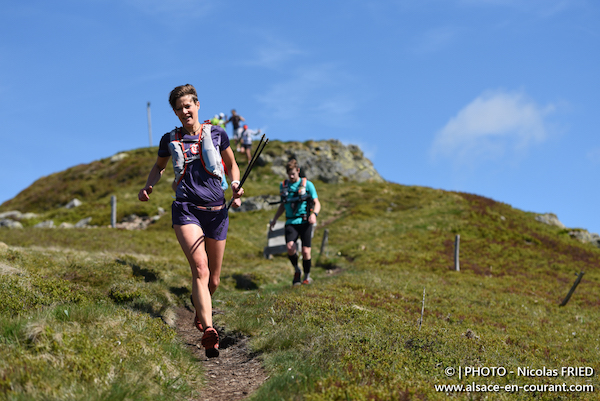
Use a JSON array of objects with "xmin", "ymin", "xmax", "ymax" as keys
[{"xmin": 138, "ymin": 84, "xmax": 244, "ymax": 358}]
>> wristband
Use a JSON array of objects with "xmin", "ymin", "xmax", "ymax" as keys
[{"xmin": 231, "ymin": 180, "xmax": 240, "ymax": 186}]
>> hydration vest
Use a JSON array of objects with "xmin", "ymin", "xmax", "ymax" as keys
[
  {"xmin": 168, "ymin": 122, "xmax": 224, "ymax": 186},
  {"xmin": 281, "ymin": 177, "xmax": 314, "ymax": 221}
]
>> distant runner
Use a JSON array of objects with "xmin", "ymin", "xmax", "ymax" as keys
[
  {"xmin": 138, "ymin": 84, "xmax": 244, "ymax": 358},
  {"xmin": 239, "ymin": 125, "xmax": 262, "ymax": 163},
  {"xmin": 227, "ymin": 109, "xmax": 245, "ymax": 152},
  {"xmin": 270, "ymin": 159, "xmax": 321, "ymax": 285}
]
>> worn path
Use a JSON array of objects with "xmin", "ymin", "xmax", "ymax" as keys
[{"xmin": 174, "ymin": 307, "xmax": 268, "ymax": 401}]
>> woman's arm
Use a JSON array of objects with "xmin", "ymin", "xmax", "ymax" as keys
[
  {"xmin": 221, "ymin": 146, "xmax": 244, "ymax": 207},
  {"xmin": 138, "ymin": 156, "xmax": 170, "ymax": 201}
]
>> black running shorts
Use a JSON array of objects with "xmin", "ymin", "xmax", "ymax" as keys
[{"xmin": 284, "ymin": 223, "xmax": 313, "ymax": 248}]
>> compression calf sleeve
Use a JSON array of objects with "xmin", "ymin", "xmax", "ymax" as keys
[
  {"xmin": 303, "ymin": 259, "xmax": 311, "ymax": 280},
  {"xmin": 289, "ymin": 254, "xmax": 301, "ymax": 273}
]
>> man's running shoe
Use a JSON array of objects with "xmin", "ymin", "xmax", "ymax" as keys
[
  {"xmin": 302, "ymin": 277, "xmax": 313, "ymax": 285},
  {"xmin": 190, "ymin": 295, "xmax": 203, "ymax": 332},
  {"xmin": 201, "ymin": 327, "xmax": 219, "ymax": 358},
  {"xmin": 293, "ymin": 272, "xmax": 302, "ymax": 286}
]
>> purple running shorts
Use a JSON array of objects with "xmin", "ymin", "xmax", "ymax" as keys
[{"xmin": 172, "ymin": 201, "xmax": 228, "ymax": 241}]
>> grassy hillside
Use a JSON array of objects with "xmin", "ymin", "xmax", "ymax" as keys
[{"xmin": 1, "ymin": 142, "xmax": 599, "ymax": 400}]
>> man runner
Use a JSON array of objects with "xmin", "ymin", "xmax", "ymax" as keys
[{"xmin": 270, "ymin": 159, "xmax": 321, "ymax": 285}]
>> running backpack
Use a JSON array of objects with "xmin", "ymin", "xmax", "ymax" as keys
[
  {"xmin": 281, "ymin": 177, "xmax": 314, "ymax": 220},
  {"xmin": 168, "ymin": 122, "xmax": 225, "ymax": 186}
]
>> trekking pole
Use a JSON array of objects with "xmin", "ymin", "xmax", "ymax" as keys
[
  {"xmin": 213, "ymin": 135, "xmax": 269, "ymax": 239},
  {"xmin": 226, "ymin": 134, "xmax": 269, "ymax": 210},
  {"xmin": 237, "ymin": 134, "xmax": 265, "ymax": 188}
]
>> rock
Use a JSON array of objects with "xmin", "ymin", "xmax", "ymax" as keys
[
  {"xmin": 75, "ymin": 217, "xmax": 92, "ymax": 228},
  {"xmin": 0, "ymin": 262, "xmax": 23, "ymax": 275},
  {"xmin": 0, "ymin": 211, "xmax": 37, "ymax": 221},
  {"xmin": 65, "ymin": 198, "xmax": 83, "ymax": 209},
  {"xmin": 231, "ymin": 195, "xmax": 280, "ymax": 213},
  {"xmin": 58, "ymin": 222, "xmax": 75, "ymax": 229},
  {"xmin": 114, "ymin": 214, "xmax": 161, "ymax": 230},
  {"xmin": 257, "ymin": 154, "xmax": 272, "ymax": 165},
  {"xmin": 34, "ymin": 220, "xmax": 55, "ymax": 228},
  {"xmin": 0, "ymin": 219, "xmax": 23, "ymax": 229},
  {"xmin": 0, "ymin": 211, "xmax": 22, "ymax": 220},
  {"xmin": 569, "ymin": 230, "xmax": 600, "ymax": 248},
  {"xmin": 21, "ymin": 212, "xmax": 38, "ymax": 219},
  {"xmin": 463, "ymin": 329, "xmax": 480, "ymax": 340},
  {"xmin": 110, "ymin": 152, "xmax": 129, "ymax": 162},
  {"xmin": 535, "ymin": 213, "xmax": 600, "ymax": 249},
  {"xmin": 535, "ymin": 213, "xmax": 565, "ymax": 229},
  {"xmin": 269, "ymin": 140, "xmax": 384, "ymax": 184}
]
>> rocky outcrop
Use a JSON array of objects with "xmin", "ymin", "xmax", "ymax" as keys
[
  {"xmin": 114, "ymin": 214, "xmax": 162, "ymax": 230},
  {"xmin": 34, "ymin": 220, "xmax": 55, "ymax": 228},
  {"xmin": 535, "ymin": 213, "xmax": 565, "ymax": 229},
  {"xmin": 231, "ymin": 195, "xmax": 280, "ymax": 213},
  {"xmin": 0, "ymin": 219, "xmax": 23, "ymax": 229},
  {"xmin": 0, "ymin": 211, "xmax": 37, "ymax": 229},
  {"xmin": 536, "ymin": 213, "xmax": 600, "ymax": 249},
  {"xmin": 229, "ymin": 140, "xmax": 383, "ymax": 214},
  {"xmin": 110, "ymin": 152, "xmax": 129, "ymax": 162},
  {"xmin": 64, "ymin": 198, "xmax": 83, "ymax": 209},
  {"xmin": 263, "ymin": 140, "xmax": 384, "ymax": 184},
  {"xmin": 0, "ymin": 208, "xmax": 166, "ymax": 231},
  {"xmin": 0, "ymin": 211, "xmax": 38, "ymax": 220},
  {"xmin": 568, "ymin": 229, "xmax": 600, "ymax": 248}
]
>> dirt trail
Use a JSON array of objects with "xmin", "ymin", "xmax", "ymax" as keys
[{"xmin": 174, "ymin": 307, "xmax": 268, "ymax": 401}]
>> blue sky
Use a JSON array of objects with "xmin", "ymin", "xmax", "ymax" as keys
[{"xmin": 1, "ymin": 0, "xmax": 599, "ymax": 233}]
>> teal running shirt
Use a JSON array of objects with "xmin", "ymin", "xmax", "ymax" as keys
[{"xmin": 280, "ymin": 178, "xmax": 318, "ymax": 225}]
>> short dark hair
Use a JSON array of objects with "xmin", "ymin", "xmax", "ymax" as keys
[
  {"xmin": 169, "ymin": 84, "xmax": 198, "ymax": 109},
  {"xmin": 286, "ymin": 159, "xmax": 299, "ymax": 172}
]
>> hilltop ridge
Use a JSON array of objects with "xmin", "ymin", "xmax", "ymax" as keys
[
  {"xmin": 2, "ymin": 139, "xmax": 599, "ymax": 250},
  {"xmin": 0, "ymin": 139, "xmax": 381, "ymax": 228}
]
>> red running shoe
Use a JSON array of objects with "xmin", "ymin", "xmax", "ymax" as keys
[{"xmin": 201, "ymin": 327, "xmax": 219, "ymax": 358}]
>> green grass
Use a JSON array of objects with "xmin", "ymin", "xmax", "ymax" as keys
[
  {"xmin": 1, "ymin": 142, "xmax": 599, "ymax": 400},
  {"xmin": 0, "ymin": 302, "xmax": 201, "ymax": 400}
]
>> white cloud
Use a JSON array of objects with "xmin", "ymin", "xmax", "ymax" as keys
[
  {"xmin": 245, "ymin": 37, "xmax": 305, "ymax": 69},
  {"xmin": 457, "ymin": 0, "xmax": 581, "ymax": 17},
  {"xmin": 431, "ymin": 90, "xmax": 555, "ymax": 165},
  {"xmin": 125, "ymin": 0, "xmax": 214, "ymax": 19},
  {"xmin": 248, "ymin": 35, "xmax": 364, "ymax": 136},
  {"xmin": 411, "ymin": 25, "xmax": 463, "ymax": 54},
  {"xmin": 255, "ymin": 64, "xmax": 358, "ymax": 128},
  {"xmin": 586, "ymin": 148, "xmax": 600, "ymax": 165},
  {"xmin": 458, "ymin": 0, "xmax": 520, "ymax": 6}
]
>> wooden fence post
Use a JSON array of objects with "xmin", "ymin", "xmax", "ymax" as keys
[
  {"xmin": 559, "ymin": 272, "xmax": 585, "ymax": 307},
  {"xmin": 419, "ymin": 288, "xmax": 425, "ymax": 331},
  {"xmin": 320, "ymin": 229, "xmax": 329, "ymax": 257},
  {"xmin": 111, "ymin": 196, "xmax": 117, "ymax": 228},
  {"xmin": 454, "ymin": 234, "xmax": 460, "ymax": 272}
]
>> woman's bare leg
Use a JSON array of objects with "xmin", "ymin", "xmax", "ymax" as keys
[
  {"xmin": 205, "ymin": 237, "xmax": 226, "ymax": 295},
  {"xmin": 174, "ymin": 224, "xmax": 213, "ymax": 329}
]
